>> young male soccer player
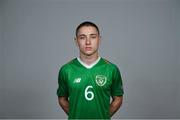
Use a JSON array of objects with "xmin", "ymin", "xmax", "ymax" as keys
[{"xmin": 57, "ymin": 21, "xmax": 124, "ymax": 119}]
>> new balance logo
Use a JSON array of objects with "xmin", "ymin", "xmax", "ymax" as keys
[{"xmin": 74, "ymin": 78, "xmax": 81, "ymax": 83}]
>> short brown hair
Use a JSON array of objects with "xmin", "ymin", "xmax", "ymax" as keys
[{"xmin": 76, "ymin": 21, "xmax": 100, "ymax": 37}]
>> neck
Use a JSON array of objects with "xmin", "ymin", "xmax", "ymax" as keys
[{"xmin": 79, "ymin": 53, "xmax": 99, "ymax": 65}]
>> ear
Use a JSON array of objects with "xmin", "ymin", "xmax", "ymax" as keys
[
  {"xmin": 74, "ymin": 37, "xmax": 78, "ymax": 46},
  {"xmin": 99, "ymin": 35, "xmax": 101, "ymax": 44}
]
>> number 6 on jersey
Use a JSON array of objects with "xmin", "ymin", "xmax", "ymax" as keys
[{"xmin": 85, "ymin": 86, "xmax": 94, "ymax": 101}]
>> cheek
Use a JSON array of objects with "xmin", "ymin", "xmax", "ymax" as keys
[
  {"xmin": 78, "ymin": 42, "xmax": 85, "ymax": 49},
  {"xmin": 93, "ymin": 40, "xmax": 100, "ymax": 47}
]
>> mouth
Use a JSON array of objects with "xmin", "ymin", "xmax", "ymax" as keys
[{"xmin": 85, "ymin": 47, "xmax": 92, "ymax": 51}]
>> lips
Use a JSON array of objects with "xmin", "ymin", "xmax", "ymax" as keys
[{"xmin": 85, "ymin": 47, "xmax": 92, "ymax": 51}]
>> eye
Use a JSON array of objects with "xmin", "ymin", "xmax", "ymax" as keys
[
  {"xmin": 91, "ymin": 35, "xmax": 97, "ymax": 39},
  {"xmin": 78, "ymin": 36, "xmax": 86, "ymax": 40}
]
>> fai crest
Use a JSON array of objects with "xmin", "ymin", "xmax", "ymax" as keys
[{"xmin": 95, "ymin": 75, "xmax": 107, "ymax": 86}]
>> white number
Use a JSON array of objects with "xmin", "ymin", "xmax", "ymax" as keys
[{"xmin": 85, "ymin": 86, "xmax": 94, "ymax": 101}]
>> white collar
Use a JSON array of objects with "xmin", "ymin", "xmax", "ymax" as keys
[{"xmin": 77, "ymin": 57, "xmax": 101, "ymax": 69}]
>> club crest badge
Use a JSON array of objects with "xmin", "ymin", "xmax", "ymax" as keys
[{"xmin": 95, "ymin": 75, "xmax": 107, "ymax": 86}]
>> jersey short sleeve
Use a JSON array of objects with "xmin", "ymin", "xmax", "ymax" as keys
[
  {"xmin": 57, "ymin": 66, "xmax": 69, "ymax": 97},
  {"xmin": 111, "ymin": 66, "xmax": 124, "ymax": 96}
]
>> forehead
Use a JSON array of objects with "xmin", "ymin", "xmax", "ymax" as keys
[{"xmin": 77, "ymin": 26, "xmax": 98, "ymax": 35}]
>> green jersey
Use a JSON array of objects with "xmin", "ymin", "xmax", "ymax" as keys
[{"xmin": 57, "ymin": 57, "xmax": 124, "ymax": 119}]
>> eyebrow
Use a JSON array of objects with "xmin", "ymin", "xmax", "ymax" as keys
[
  {"xmin": 78, "ymin": 33, "xmax": 98, "ymax": 37},
  {"xmin": 78, "ymin": 34, "xmax": 86, "ymax": 37},
  {"xmin": 90, "ymin": 34, "xmax": 97, "ymax": 36}
]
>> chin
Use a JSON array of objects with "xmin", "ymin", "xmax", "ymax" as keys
[
  {"xmin": 84, "ymin": 53, "xmax": 94, "ymax": 56},
  {"xmin": 85, "ymin": 51, "xmax": 98, "ymax": 56},
  {"xmin": 81, "ymin": 49, "xmax": 98, "ymax": 56}
]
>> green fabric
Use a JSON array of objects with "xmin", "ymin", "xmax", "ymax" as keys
[{"xmin": 57, "ymin": 58, "xmax": 124, "ymax": 119}]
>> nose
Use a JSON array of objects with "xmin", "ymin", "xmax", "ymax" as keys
[{"xmin": 85, "ymin": 37, "xmax": 91, "ymax": 45}]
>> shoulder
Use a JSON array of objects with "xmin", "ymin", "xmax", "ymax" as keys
[
  {"xmin": 101, "ymin": 58, "xmax": 119, "ymax": 70},
  {"xmin": 58, "ymin": 58, "xmax": 76, "ymax": 72}
]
